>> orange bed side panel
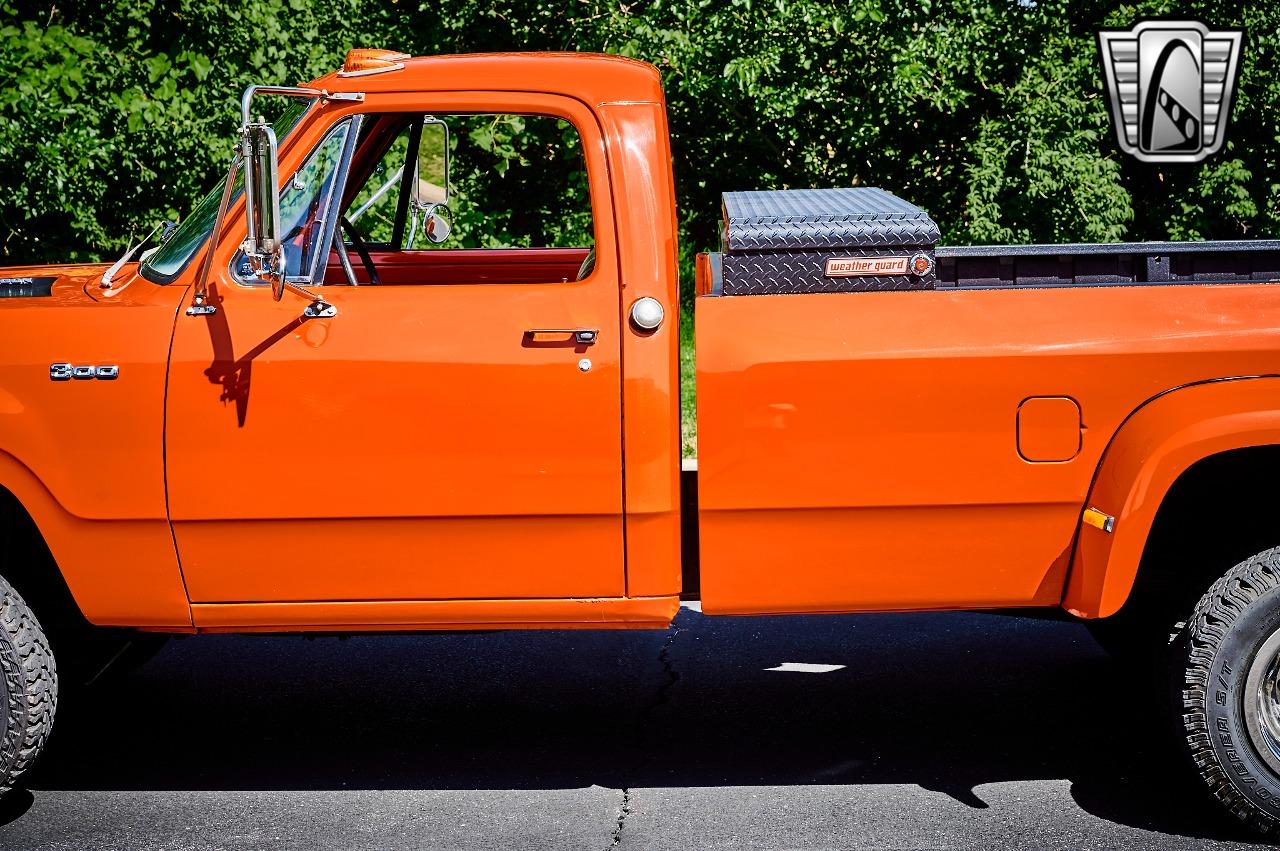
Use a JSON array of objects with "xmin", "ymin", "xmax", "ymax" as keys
[{"xmin": 696, "ymin": 282, "xmax": 1280, "ymax": 615}]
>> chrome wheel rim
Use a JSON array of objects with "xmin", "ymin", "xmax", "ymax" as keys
[{"xmin": 1244, "ymin": 629, "xmax": 1280, "ymax": 776}]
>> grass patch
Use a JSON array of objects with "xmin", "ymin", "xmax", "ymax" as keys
[{"xmin": 679, "ymin": 308, "xmax": 696, "ymax": 458}]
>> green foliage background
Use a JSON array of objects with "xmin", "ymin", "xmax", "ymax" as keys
[
  {"xmin": 2, "ymin": 0, "xmax": 1276, "ymax": 275},
  {"xmin": 1, "ymin": 1, "xmax": 1276, "ymax": 455}
]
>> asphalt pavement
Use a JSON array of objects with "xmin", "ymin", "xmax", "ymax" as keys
[{"xmin": 0, "ymin": 606, "xmax": 1274, "ymax": 850}]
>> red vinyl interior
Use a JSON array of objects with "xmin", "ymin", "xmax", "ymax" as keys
[{"xmin": 324, "ymin": 248, "xmax": 591, "ymax": 286}]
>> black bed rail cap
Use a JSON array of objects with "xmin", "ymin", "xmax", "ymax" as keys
[
  {"xmin": 938, "ymin": 239, "xmax": 1280, "ymax": 257},
  {"xmin": 722, "ymin": 187, "xmax": 940, "ymax": 252},
  {"xmin": 936, "ymin": 239, "xmax": 1280, "ymax": 288}
]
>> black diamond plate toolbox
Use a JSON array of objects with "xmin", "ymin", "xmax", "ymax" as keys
[{"xmin": 719, "ymin": 187, "xmax": 940, "ymax": 295}]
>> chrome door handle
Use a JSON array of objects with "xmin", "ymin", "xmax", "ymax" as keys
[{"xmin": 526, "ymin": 328, "xmax": 598, "ymax": 344}]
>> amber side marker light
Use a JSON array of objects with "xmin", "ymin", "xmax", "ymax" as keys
[
  {"xmin": 1082, "ymin": 507, "xmax": 1116, "ymax": 533},
  {"xmin": 339, "ymin": 49, "xmax": 409, "ymax": 78}
]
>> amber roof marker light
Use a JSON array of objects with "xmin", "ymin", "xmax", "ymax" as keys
[{"xmin": 339, "ymin": 49, "xmax": 410, "ymax": 78}]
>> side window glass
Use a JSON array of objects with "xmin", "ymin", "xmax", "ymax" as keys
[
  {"xmin": 447, "ymin": 114, "xmax": 592, "ymax": 250},
  {"xmin": 345, "ymin": 114, "xmax": 593, "ymax": 253},
  {"xmin": 347, "ymin": 127, "xmax": 410, "ymax": 244},
  {"xmin": 278, "ymin": 120, "xmax": 351, "ymax": 277}
]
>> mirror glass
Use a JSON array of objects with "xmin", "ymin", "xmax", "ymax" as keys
[
  {"xmin": 424, "ymin": 205, "xmax": 452, "ymax": 244},
  {"xmin": 244, "ymin": 125, "xmax": 281, "ymax": 267},
  {"xmin": 416, "ymin": 119, "xmax": 449, "ymax": 205},
  {"xmin": 341, "ymin": 115, "xmax": 452, "ymax": 251}
]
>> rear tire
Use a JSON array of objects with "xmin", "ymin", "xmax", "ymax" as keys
[
  {"xmin": 1179, "ymin": 546, "xmax": 1280, "ymax": 835},
  {"xmin": 0, "ymin": 573, "xmax": 56, "ymax": 795}
]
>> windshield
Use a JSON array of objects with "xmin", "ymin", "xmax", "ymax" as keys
[{"xmin": 140, "ymin": 98, "xmax": 313, "ymax": 284}]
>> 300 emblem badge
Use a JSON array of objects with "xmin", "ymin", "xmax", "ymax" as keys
[{"xmin": 49, "ymin": 363, "xmax": 119, "ymax": 381}]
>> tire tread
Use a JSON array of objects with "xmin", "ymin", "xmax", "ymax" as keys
[
  {"xmin": 0, "ymin": 573, "xmax": 57, "ymax": 795},
  {"xmin": 1183, "ymin": 547, "xmax": 1280, "ymax": 835}
]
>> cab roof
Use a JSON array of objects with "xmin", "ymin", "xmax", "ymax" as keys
[{"xmin": 306, "ymin": 52, "xmax": 664, "ymax": 106}]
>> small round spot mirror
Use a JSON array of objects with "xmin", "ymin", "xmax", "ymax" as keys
[{"xmin": 424, "ymin": 204, "xmax": 453, "ymax": 244}]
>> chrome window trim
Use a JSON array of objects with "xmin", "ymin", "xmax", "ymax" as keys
[{"xmin": 309, "ymin": 113, "xmax": 363, "ymax": 288}]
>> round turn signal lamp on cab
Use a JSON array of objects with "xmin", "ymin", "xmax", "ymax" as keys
[
  {"xmin": 339, "ymin": 49, "xmax": 410, "ymax": 78},
  {"xmin": 630, "ymin": 297, "xmax": 665, "ymax": 331}
]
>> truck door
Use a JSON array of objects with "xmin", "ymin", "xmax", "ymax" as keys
[{"xmin": 165, "ymin": 95, "xmax": 626, "ymax": 608}]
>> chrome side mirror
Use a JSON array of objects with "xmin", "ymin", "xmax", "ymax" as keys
[
  {"xmin": 405, "ymin": 117, "xmax": 454, "ymax": 248},
  {"xmin": 241, "ymin": 121, "xmax": 285, "ymax": 299}
]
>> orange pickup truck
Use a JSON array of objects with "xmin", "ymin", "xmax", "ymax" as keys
[{"xmin": 3, "ymin": 49, "xmax": 1280, "ymax": 833}]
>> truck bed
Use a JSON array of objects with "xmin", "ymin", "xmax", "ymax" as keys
[{"xmin": 693, "ymin": 188, "xmax": 1280, "ymax": 616}]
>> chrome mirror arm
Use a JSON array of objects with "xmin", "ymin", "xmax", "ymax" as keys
[
  {"xmin": 239, "ymin": 86, "xmax": 363, "ymax": 129},
  {"xmin": 187, "ymin": 149, "xmax": 243, "ymax": 317},
  {"xmin": 281, "ymin": 277, "xmax": 337, "ymax": 318},
  {"xmin": 188, "ymin": 88, "xmax": 363, "ymax": 320},
  {"xmin": 405, "ymin": 203, "xmax": 420, "ymax": 249}
]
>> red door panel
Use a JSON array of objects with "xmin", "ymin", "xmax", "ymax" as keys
[{"xmin": 327, "ymin": 248, "xmax": 590, "ymax": 286}]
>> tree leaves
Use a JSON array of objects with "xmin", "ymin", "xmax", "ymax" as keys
[{"xmin": 0, "ymin": 0, "xmax": 1274, "ymax": 283}]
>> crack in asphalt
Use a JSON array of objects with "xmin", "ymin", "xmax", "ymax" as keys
[
  {"xmin": 641, "ymin": 618, "xmax": 684, "ymax": 745},
  {"xmin": 607, "ymin": 612, "xmax": 686, "ymax": 849},
  {"xmin": 605, "ymin": 787, "xmax": 632, "ymax": 849}
]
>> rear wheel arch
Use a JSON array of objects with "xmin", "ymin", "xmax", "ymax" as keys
[
  {"xmin": 1129, "ymin": 446, "xmax": 1280, "ymax": 615},
  {"xmin": 1065, "ymin": 377, "xmax": 1280, "ymax": 619},
  {"xmin": 1083, "ymin": 446, "xmax": 1280, "ymax": 660}
]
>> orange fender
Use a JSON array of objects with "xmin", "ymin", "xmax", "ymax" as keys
[
  {"xmin": 0, "ymin": 448, "xmax": 190, "ymax": 627},
  {"xmin": 1064, "ymin": 377, "xmax": 1280, "ymax": 618},
  {"xmin": 0, "ymin": 263, "xmax": 191, "ymax": 627}
]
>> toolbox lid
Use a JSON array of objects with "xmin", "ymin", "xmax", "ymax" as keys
[{"xmin": 721, "ymin": 187, "xmax": 940, "ymax": 252}]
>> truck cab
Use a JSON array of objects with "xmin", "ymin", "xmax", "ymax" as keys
[
  {"xmin": 159, "ymin": 54, "xmax": 684, "ymax": 630},
  {"xmin": 1, "ymin": 52, "xmax": 685, "ymax": 634}
]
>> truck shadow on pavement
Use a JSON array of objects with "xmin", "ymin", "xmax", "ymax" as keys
[{"xmin": 3, "ymin": 608, "xmax": 1270, "ymax": 844}]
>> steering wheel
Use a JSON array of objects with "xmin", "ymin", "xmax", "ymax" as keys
[{"xmin": 339, "ymin": 216, "xmax": 382, "ymax": 286}]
